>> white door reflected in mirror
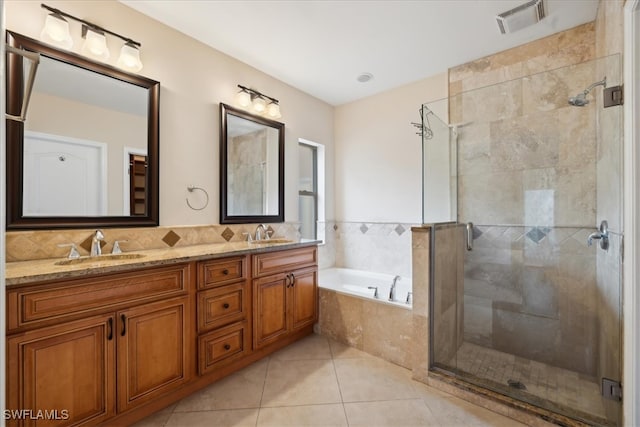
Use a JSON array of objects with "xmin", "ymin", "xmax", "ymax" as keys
[{"xmin": 23, "ymin": 131, "xmax": 106, "ymax": 216}]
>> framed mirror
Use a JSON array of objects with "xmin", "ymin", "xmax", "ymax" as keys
[
  {"xmin": 5, "ymin": 31, "xmax": 159, "ymax": 229},
  {"xmin": 220, "ymin": 103, "xmax": 284, "ymax": 224}
]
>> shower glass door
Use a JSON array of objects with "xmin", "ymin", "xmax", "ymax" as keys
[{"xmin": 428, "ymin": 54, "xmax": 623, "ymax": 426}]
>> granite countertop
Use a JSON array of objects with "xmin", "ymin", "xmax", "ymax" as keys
[{"xmin": 6, "ymin": 239, "xmax": 320, "ymax": 287}]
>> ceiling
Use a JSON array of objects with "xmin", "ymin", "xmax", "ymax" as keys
[{"xmin": 120, "ymin": 0, "xmax": 599, "ymax": 106}]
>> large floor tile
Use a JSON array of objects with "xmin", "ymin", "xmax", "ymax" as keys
[
  {"xmin": 344, "ymin": 399, "xmax": 440, "ymax": 426},
  {"xmin": 174, "ymin": 359, "xmax": 268, "ymax": 412},
  {"xmin": 257, "ymin": 404, "xmax": 348, "ymax": 426},
  {"xmin": 131, "ymin": 403, "xmax": 176, "ymax": 427},
  {"xmin": 271, "ymin": 333, "xmax": 332, "ymax": 361},
  {"xmin": 425, "ymin": 396, "xmax": 528, "ymax": 426},
  {"xmin": 412, "ymin": 380, "xmax": 455, "ymax": 400},
  {"xmin": 261, "ymin": 358, "xmax": 342, "ymax": 407},
  {"xmin": 328, "ymin": 338, "xmax": 373, "ymax": 359},
  {"xmin": 334, "ymin": 357, "xmax": 418, "ymax": 402},
  {"xmin": 165, "ymin": 409, "xmax": 259, "ymax": 427}
]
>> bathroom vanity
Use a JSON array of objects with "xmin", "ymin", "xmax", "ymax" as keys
[{"xmin": 5, "ymin": 242, "xmax": 318, "ymax": 426}]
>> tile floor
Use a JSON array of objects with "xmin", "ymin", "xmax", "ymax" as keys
[
  {"xmin": 134, "ymin": 334, "xmax": 526, "ymax": 427},
  {"xmin": 450, "ymin": 342, "xmax": 606, "ymax": 422}
]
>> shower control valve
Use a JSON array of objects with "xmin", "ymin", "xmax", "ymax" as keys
[{"xmin": 587, "ymin": 220, "xmax": 609, "ymax": 251}]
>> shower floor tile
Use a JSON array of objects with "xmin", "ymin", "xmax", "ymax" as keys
[{"xmin": 447, "ymin": 342, "xmax": 607, "ymax": 423}]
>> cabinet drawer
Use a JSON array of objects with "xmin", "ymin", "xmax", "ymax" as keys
[
  {"xmin": 197, "ymin": 283, "xmax": 248, "ymax": 332},
  {"xmin": 7, "ymin": 264, "xmax": 189, "ymax": 332},
  {"xmin": 252, "ymin": 246, "xmax": 317, "ymax": 277},
  {"xmin": 198, "ymin": 256, "xmax": 247, "ymax": 289},
  {"xmin": 198, "ymin": 321, "xmax": 250, "ymax": 375}
]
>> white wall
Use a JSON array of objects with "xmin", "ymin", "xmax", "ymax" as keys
[
  {"xmin": 5, "ymin": 0, "xmax": 335, "ymax": 226},
  {"xmin": 334, "ymin": 74, "xmax": 448, "ymax": 223}
]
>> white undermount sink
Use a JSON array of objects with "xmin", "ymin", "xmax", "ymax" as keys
[
  {"xmin": 54, "ymin": 253, "xmax": 146, "ymax": 266},
  {"xmin": 249, "ymin": 238, "xmax": 293, "ymax": 245}
]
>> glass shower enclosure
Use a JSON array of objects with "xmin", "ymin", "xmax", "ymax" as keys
[{"xmin": 425, "ymin": 54, "xmax": 623, "ymax": 426}]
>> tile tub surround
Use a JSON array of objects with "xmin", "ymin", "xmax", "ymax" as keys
[
  {"xmin": 331, "ymin": 221, "xmax": 417, "ymax": 278},
  {"xmin": 5, "ymin": 223, "xmax": 301, "ymax": 262},
  {"xmin": 317, "ymin": 288, "xmax": 413, "ymax": 369},
  {"xmin": 133, "ymin": 334, "xmax": 526, "ymax": 427}
]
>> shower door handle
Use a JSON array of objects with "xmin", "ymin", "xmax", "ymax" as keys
[{"xmin": 466, "ymin": 222, "xmax": 474, "ymax": 251}]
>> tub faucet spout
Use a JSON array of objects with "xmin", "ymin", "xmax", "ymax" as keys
[{"xmin": 389, "ymin": 275, "xmax": 401, "ymax": 302}]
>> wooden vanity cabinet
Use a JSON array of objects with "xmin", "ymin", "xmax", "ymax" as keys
[
  {"xmin": 196, "ymin": 255, "xmax": 251, "ymax": 375},
  {"xmin": 5, "ymin": 264, "xmax": 191, "ymax": 427},
  {"xmin": 252, "ymin": 247, "xmax": 318, "ymax": 349},
  {"xmin": 6, "ymin": 245, "xmax": 318, "ymax": 426}
]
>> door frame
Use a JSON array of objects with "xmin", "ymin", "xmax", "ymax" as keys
[
  {"xmin": 122, "ymin": 146, "xmax": 147, "ymax": 216},
  {"xmin": 623, "ymin": 0, "xmax": 640, "ymax": 424}
]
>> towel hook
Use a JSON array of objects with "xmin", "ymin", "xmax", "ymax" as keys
[{"xmin": 186, "ymin": 185, "xmax": 209, "ymax": 211}]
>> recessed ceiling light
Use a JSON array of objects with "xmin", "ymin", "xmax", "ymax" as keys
[{"xmin": 357, "ymin": 72, "xmax": 373, "ymax": 83}]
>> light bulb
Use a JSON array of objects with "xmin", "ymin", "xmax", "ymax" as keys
[
  {"xmin": 117, "ymin": 42, "xmax": 143, "ymax": 72},
  {"xmin": 252, "ymin": 96, "xmax": 267, "ymax": 113},
  {"xmin": 235, "ymin": 90, "xmax": 251, "ymax": 108},
  {"xmin": 267, "ymin": 102, "xmax": 281, "ymax": 119},
  {"xmin": 81, "ymin": 27, "xmax": 110, "ymax": 61},
  {"xmin": 40, "ymin": 13, "xmax": 73, "ymax": 49}
]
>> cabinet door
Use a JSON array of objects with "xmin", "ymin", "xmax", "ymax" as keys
[
  {"xmin": 290, "ymin": 267, "xmax": 318, "ymax": 331},
  {"xmin": 6, "ymin": 314, "xmax": 115, "ymax": 427},
  {"xmin": 253, "ymin": 273, "xmax": 288, "ymax": 349},
  {"xmin": 117, "ymin": 296, "xmax": 189, "ymax": 413}
]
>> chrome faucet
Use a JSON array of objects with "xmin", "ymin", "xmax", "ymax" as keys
[
  {"xmin": 91, "ymin": 229, "xmax": 105, "ymax": 257},
  {"xmin": 389, "ymin": 275, "xmax": 401, "ymax": 302},
  {"xmin": 255, "ymin": 224, "xmax": 269, "ymax": 241}
]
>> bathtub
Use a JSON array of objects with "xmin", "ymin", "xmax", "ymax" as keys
[{"xmin": 318, "ymin": 267, "xmax": 412, "ymax": 309}]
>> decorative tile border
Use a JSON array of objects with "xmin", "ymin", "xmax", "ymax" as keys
[{"xmin": 6, "ymin": 223, "xmax": 301, "ymax": 262}]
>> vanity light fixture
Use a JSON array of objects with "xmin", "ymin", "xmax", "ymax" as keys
[
  {"xmin": 39, "ymin": 3, "xmax": 143, "ymax": 72},
  {"xmin": 235, "ymin": 84, "xmax": 282, "ymax": 119}
]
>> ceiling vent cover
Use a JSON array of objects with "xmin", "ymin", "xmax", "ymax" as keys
[{"xmin": 496, "ymin": 0, "xmax": 546, "ymax": 34}]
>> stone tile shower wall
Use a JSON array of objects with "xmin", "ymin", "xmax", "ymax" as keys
[{"xmin": 449, "ymin": 22, "xmax": 607, "ymax": 376}]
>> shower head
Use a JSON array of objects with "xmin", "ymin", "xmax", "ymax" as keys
[
  {"xmin": 568, "ymin": 93, "xmax": 589, "ymax": 107},
  {"xmin": 568, "ymin": 77, "xmax": 606, "ymax": 107}
]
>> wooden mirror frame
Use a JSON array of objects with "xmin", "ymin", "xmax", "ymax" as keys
[
  {"xmin": 220, "ymin": 103, "xmax": 285, "ymax": 224},
  {"xmin": 5, "ymin": 31, "xmax": 160, "ymax": 229}
]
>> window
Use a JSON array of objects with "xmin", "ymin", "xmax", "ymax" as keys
[{"xmin": 298, "ymin": 139, "xmax": 325, "ymax": 242}]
